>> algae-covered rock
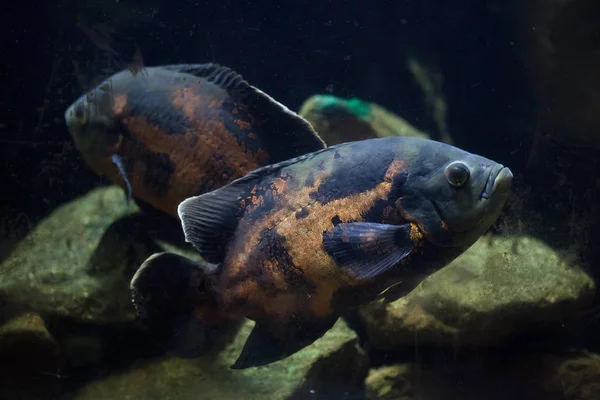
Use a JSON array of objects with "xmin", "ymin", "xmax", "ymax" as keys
[
  {"xmin": 0, "ymin": 186, "xmax": 199, "ymax": 325},
  {"xmin": 360, "ymin": 234, "xmax": 595, "ymax": 349},
  {"xmin": 288, "ymin": 337, "xmax": 369, "ymax": 400},
  {"xmin": 365, "ymin": 365, "xmax": 413, "ymax": 400},
  {"xmin": 72, "ymin": 319, "xmax": 363, "ymax": 400},
  {"xmin": 298, "ymin": 95, "xmax": 429, "ymax": 145},
  {"xmin": 0, "ymin": 313, "xmax": 64, "ymax": 399},
  {"xmin": 554, "ymin": 352, "xmax": 600, "ymax": 400},
  {"xmin": 364, "ymin": 351, "xmax": 600, "ymax": 400}
]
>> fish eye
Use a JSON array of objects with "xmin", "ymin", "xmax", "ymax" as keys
[
  {"xmin": 445, "ymin": 161, "xmax": 470, "ymax": 188},
  {"xmin": 74, "ymin": 103, "xmax": 87, "ymax": 123}
]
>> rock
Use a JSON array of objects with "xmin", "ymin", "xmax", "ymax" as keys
[
  {"xmin": 406, "ymin": 57, "xmax": 453, "ymax": 145},
  {"xmin": 0, "ymin": 185, "xmax": 200, "ymax": 325},
  {"xmin": 554, "ymin": 352, "xmax": 600, "ymax": 400},
  {"xmin": 364, "ymin": 350, "xmax": 600, "ymax": 400},
  {"xmin": 288, "ymin": 338, "xmax": 369, "ymax": 400},
  {"xmin": 359, "ymin": 234, "xmax": 595, "ymax": 350},
  {"xmin": 0, "ymin": 313, "xmax": 64, "ymax": 399},
  {"xmin": 298, "ymin": 95, "xmax": 430, "ymax": 146},
  {"xmin": 72, "ymin": 319, "xmax": 363, "ymax": 400},
  {"xmin": 365, "ymin": 365, "xmax": 413, "ymax": 400}
]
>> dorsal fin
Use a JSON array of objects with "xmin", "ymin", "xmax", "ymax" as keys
[
  {"xmin": 160, "ymin": 63, "xmax": 327, "ymax": 161},
  {"xmin": 177, "ymin": 145, "xmax": 338, "ymax": 264}
]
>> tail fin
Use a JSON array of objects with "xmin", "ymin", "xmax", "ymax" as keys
[{"xmin": 130, "ymin": 252, "xmax": 222, "ymax": 357}]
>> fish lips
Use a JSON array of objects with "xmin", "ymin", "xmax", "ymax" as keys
[{"xmin": 481, "ymin": 165, "xmax": 513, "ymax": 200}]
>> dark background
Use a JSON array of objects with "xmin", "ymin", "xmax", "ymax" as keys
[{"xmin": 0, "ymin": 0, "xmax": 597, "ymax": 280}]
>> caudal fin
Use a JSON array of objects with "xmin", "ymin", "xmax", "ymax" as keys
[{"xmin": 130, "ymin": 252, "xmax": 222, "ymax": 357}]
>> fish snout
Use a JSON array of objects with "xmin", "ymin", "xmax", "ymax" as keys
[
  {"xmin": 65, "ymin": 98, "xmax": 88, "ymax": 135},
  {"xmin": 481, "ymin": 165, "xmax": 513, "ymax": 199}
]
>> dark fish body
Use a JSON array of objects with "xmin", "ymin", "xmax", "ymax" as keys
[
  {"xmin": 65, "ymin": 64, "xmax": 325, "ymax": 217},
  {"xmin": 131, "ymin": 136, "xmax": 513, "ymax": 369}
]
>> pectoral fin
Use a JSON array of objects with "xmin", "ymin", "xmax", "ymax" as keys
[
  {"xmin": 323, "ymin": 222, "xmax": 414, "ymax": 280},
  {"xmin": 111, "ymin": 154, "xmax": 132, "ymax": 203}
]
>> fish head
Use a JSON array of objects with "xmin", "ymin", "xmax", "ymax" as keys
[
  {"xmin": 397, "ymin": 138, "xmax": 513, "ymax": 247},
  {"xmin": 64, "ymin": 76, "xmax": 129, "ymax": 174}
]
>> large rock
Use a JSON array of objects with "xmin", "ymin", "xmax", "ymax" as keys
[
  {"xmin": 72, "ymin": 319, "xmax": 366, "ymax": 400},
  {"xmin": 298, "ymin": 95, "xmax": 430, "ymax": 146},
  {"xmin": 360, "ymin": 234, "xmax": 595, "ymax": 349},
  {"xmin": 364, "ymin": 350, "xmax": 600, "ymax": 400},
  {"xmin": 0, "ymin": 185, "xmax": 199, "ymax": 325}
]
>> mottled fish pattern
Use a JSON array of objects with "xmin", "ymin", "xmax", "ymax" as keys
[
  {"xmin": 199, "ymin": 143, "xmax": 419, "ymax": 322},
  {"xmin": 65, "ymin": 63, "xmax": 326, "ymax": 217},
  {"xmin": 131, "ymin": 136, "xmax": 512, "ymax": 368}
]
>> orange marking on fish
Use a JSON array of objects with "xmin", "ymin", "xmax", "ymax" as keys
[
  {"xmin": 248, "ymin": 132, "xmax": 257, "ymax": 140},
  {"xmin": 384, "ymin": 159, "xmax": 407, "ymax": 182},
  {"xmin": 208, "ymin": 98, "xmax": 224, "ymax": 109},
  {"xmin": 116, "ymin": 114, "xmax": 265, "ymax": 217},
  {"xmin": 169, "ymin": 82, "xmax": 226, "ymax": 122},
  {"xmin": 112, "ymin": 94, "xmax": 128, "ymax": 116},
  {"xmin": 171, "ymin": 87, "xmax": 202, "ymax": 120},
  {"xmin": 235, "ymin": 119, "xmax": 252, "ymax": 131},
  {"xmin": 271, "ymin": 177, "xmax": 288, "ymax": 195},
  {"xmin": 219, "ymin": 154, "xmax": 405, "ymax": 322},
  {"xmin": 409, "ymin": 222, "xmax": 423, "ymax": 243}
]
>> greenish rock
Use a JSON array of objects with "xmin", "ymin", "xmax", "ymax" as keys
[
  {"xmin": 359, "ymin": 234, "xmax": 596, "ymax": 349},
  {"xmin": 365, "ymin": 365, "xmax": 413, "ymax": 400},
  {"xmin": 0, "ymin": 186, "xmax": 200, "ymax": 325},
  {"xmin": 364, "ymin": 350, "xmax": 600, "ymax": 400},
  {"xmin": 72, "ymin": 319, "xmax": 364, "ymax": 400},
  {"xmin": 298, "ymin": 95, "xmax": 430, "ymax": 146},
  {"xmin": 407, "ymin": 57, "xmax": 453, "ymax": 145}
]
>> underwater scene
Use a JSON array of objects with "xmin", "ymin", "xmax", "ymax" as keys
[{"xmin": 2, "ymin": 1, "xmax": 600, "ymax": 399}]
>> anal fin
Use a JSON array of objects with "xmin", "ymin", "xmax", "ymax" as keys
[
  {"xmin": 130, "ymin": 252, "xmax": 221, "ymax": 358},
  {"xmin": 230, "ymin": 316, "xmax": 338, "ymax": 369}
]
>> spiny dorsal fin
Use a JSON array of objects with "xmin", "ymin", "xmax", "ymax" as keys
[
  {"xmin": 160, "ymin": 63, "xmax": 327, "ymax": 161},
  {"xmin": 177, "ymin": 144, "xmax": 340, "ymax": 264},
  {"xmin": 177, "ymin": 186, "xmax": 243, "ymax": 265}
]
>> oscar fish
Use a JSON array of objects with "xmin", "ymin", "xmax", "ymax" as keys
[
  {"xmin": 130, "ymin": 136, "xmax": 513, "ymax": 369},
  {"xmin": 64, "ymin": 63, "xmax": 326, "ymax": 218}
]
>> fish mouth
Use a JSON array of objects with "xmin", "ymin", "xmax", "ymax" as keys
[
  {"xmin": 65, "ymin": 96, "xmax": 89, "ymax": 129},
  {"xmin": 64, "ymin": 103, "xmax": 80, "ymax": 134},
  {"xmin": 481, "ymin": 166, "xmax": 513, "ymax": 199}
]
